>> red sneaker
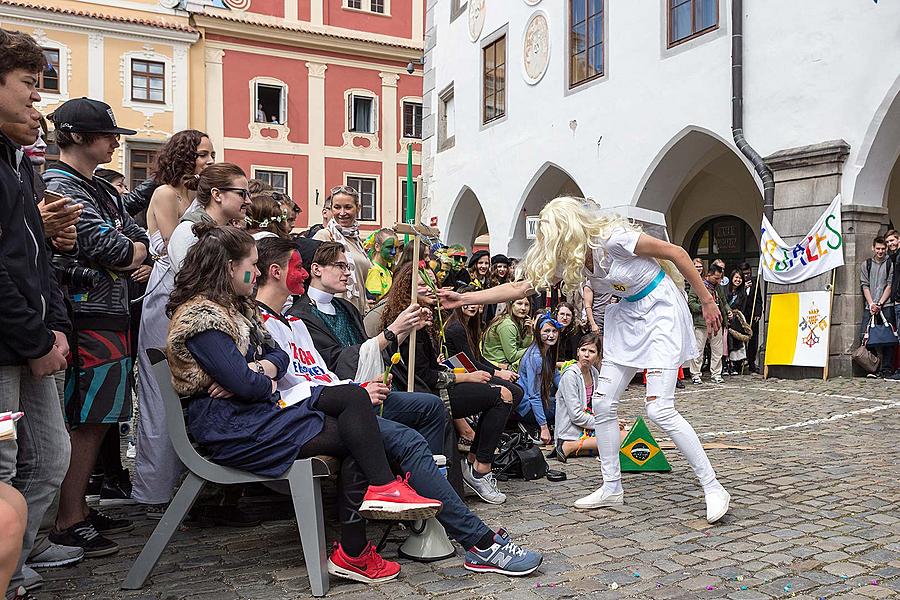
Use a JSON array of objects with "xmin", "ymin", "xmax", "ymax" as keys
[
  {"xmin": 327, "ymin": 542, "xmax": 400, "ymax": 584},
  {"xmin": 359, "ymin": 473, "xmax": 442, "ymax": 521}
]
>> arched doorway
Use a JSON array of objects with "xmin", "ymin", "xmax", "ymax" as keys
[
  {"xmin": 508, "ymin": 162, "xmax": 584, "ymax": 258},
  {"xmin": 853, "ymin": 74, "xmax": 900, "ymax": 211},
  {"xmin": 635, "ymin": 127, "xmax": 763, "ymax": 258},
  {"xmin": 689, "ymin": 216, "xmax": 758, "ymax": 276},
  {"xmin": 445, "ymin": 186, "xmax": 488, "ymax": 251}
]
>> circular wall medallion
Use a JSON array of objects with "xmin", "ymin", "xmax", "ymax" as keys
[
  {"xmin": 223, "ymin": 0, "xmax": 251, "ymax": 10},
  {"xmin": 524, "ymin": 0, "xmax": 541, "ymax": 5},
  {"xmin": 522, "ymin": 11, "xmax": 550, "ymax": 85},
  {"xmin": 468, "ymin": 0, "xmax": 486, "ymax": 42}
]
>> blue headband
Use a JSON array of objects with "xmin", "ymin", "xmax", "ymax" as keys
[{"xmin": 537, "ymin": 314, "xmax": 562, "ymax": 330}]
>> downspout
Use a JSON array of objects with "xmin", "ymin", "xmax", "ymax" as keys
[{"xmin": 731, "ymin": 0, "xmax": 774, "ymax": 221}]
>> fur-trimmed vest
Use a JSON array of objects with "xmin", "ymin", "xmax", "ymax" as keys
[{"xmin": 167, "ymin": 296, "xmax": 252, "ymax": 397}]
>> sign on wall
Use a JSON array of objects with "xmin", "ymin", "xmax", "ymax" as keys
[
  {"xmin": 759, "ymin": 194, "xmax": 844, "ymax": 284},
  {"xmin": 765, "ymin": 290, "xmax": 833, "ymax": 368},
  {"xmin": 526, "ymin": 215, "xmax": 540, "ymax": 239}
]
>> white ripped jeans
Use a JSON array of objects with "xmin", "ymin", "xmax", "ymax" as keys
[{"xmin": 593, "ymin": 360, "xmax": 717, "ymax": 489}]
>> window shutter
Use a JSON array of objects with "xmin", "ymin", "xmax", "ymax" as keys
[
  {"xmin": 348, "ymin": 93, "xmax": 355, "ymax": 131},
  {"xmin": 280, "ymin": 86, "xmax": 287, "ymax": 124},
  {"xmin": 372, "ymin": 96, "xmax": 379, "ymax": 134}
]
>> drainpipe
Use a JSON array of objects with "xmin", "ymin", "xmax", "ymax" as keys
[{"xmin": 731, "ymin": 0, "xmax": 774, "ymax": 222}]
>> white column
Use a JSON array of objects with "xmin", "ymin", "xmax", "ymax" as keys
[
  {"xmin": 310, "ymin": 0, "xmax": 323, "ymax": 25},
  {"xmin": 380, "ymin": 72, "xmax": 400, "ymax": 227},
  {"xmin": 88, "ymin": 33, "xmax": 104, "ymax": 100},
  {"xmin": 412, "ymin": 0, "xmax": 424, "ymax": 41},
  {"xmin": 204, "ymin": 47, "xmax": 225, "ymax": 157},
  {"xmin": 307, "ymin": 62, "xmax": 327, "ymax": 223},
  {"xmin": 173, "ymin": 44, "xmax": 189, "ymax": 132},
  {"xmin": 284, "ymin": 0, "xmax": 298, "ymax": 20}
]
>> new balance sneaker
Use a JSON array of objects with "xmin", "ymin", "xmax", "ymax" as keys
[
  {"xmin": 327, "ymin": 542, "xmax": 400, "ymax": 584},
  {"xmin": 705, "ymin": 486, "xmax": 731, "ymax": 524},
  {"xmin": 26, "ymin": 540, "xmax": 84, "ymax": 568},
  {"xmin": 574, "ymin": 486, "xmax": 624, "ymax": 510},
  {"xmin": 462, "ymin": 463, "xmax": 507, "ymax": 505},
  {"xmin": 464, "ymin": 529, "xmax": 542, "ymax": 576},
  {"xmin": 49, "ymin": 521, "xmax": 118, "ymax": 558},
  {"xmin": 359, "ymin": 474, "xmax": 442, "ymax": 521},
  {"xmin": 88, "ymin": 508, "xmax": 133, "ymax": 534}
]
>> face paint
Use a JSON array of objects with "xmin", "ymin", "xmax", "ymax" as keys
[
  {"xmin": 243, "ymin": 271, "xmax": 253, "ymax": 284},
  {"xmin": 285, "ymin": 250, "xmax": 309, "ymax": 295},
  {"xmin": 380, "ymin": 238, "xmax": 397, "ymax": 266}
]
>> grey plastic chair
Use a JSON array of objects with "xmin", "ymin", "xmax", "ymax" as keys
[{"xmin": 122, "ymin": 349, "xmax": 334, "ymax": 596}]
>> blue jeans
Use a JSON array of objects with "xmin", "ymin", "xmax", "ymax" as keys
[
  {"xmin": 0, "ymin": 366, "xmax": 71, "ymax": 593},
  {"xmin": 375, "ymin": 417, "xmax": 491, "ymax": 550},
  {"xmin": 378, "ymin": 391, "xmax": 445, "ymax": 455}
]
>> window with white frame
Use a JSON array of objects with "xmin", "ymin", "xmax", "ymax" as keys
[
  {"xmin": 38, "ymin": 48, "xmax": 60, "ymax": 92},
  {"xmin": 402, "ymin": 101, "xmax": 423, "ymax": 139},
  {"xmin": 400, "ymin": 178, "xmax": 418, "ymax": 214},
  {"xmin": 347, "ymin": 176, "xmax": 377, "ymax": 221},
  {"xmin": 348, "ymin": 92, "xmax": 377, "ymax": 134},
  {"xmin": 438, "ymin": 83, "xmax": 455, "ymax": 151},
  {"xmin": 254, "ymin": 169, "xmax": 289, "ymax": 193},
  {"xmin": 255, "ymin": 83, "xmax": 286, "ymax": 125},
  {"xmin": 343, "ymin": 0, "xmax": 389, "ymax": 13},
  {"xmin": 131, "ymin": 59, "xmax": 165, "ymax": 104}
]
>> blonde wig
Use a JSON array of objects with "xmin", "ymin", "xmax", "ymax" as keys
[{"xmin": 518, "ymin": 196, "xmax": 683, "ymax": 296}]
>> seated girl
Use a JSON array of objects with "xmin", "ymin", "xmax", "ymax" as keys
[
  {"xmin": 550, "ymin": 333, "xmax": 602, "ymax": 463},
  {"xmin": 481, "ymin": 298, "xmax": 533, "ymax": 370},
  {"xmin": 382, "ymin": 264, "xmax": 514, "ymax": 506},
  {"xmin": 165, "ymin": 223, "xmax": 441, "ymax": 584},
  {"xmin": 517, "ymin": 314, "xmax": 562, "ymax": 445},
  {"xmin": 444, "ymin": 291, "xmax": 525, "ymax": 447}
]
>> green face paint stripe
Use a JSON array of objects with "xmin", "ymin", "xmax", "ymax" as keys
[{"xmin": 243, "ymin": 271, "xmax": 252, "ymax": 283}]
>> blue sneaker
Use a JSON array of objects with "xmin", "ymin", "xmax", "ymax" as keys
[{"xmin": 464, "ymin": 529, "xmax": 542, "ymax": 576}]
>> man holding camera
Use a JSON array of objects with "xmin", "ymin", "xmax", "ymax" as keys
[
  {"xmin": 0, "ymin": 29, "xmax": 75, "ymax": 599},
  {"xmin": 43, "ymin": 98, "xmax": 150, "ymax": 557}
]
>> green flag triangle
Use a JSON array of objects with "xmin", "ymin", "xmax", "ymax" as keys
[{"xmin": 619, "ymin": 416, "xmax": 671, "ymax": 472}]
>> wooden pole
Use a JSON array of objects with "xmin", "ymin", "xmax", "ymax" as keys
[
  {"xmin": 823, "ymin": 269, "xmax": 836, "ymax": 381},
  {"xmin": 406, "ymin": 177, "xmax": 422, "ymax": 392}
]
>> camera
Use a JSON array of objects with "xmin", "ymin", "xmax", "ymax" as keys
[{"xmin": 57, "ymin": 263, "xmax": 103, "ymax": 290}]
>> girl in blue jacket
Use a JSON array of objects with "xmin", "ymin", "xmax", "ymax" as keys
[{"xmin": 516, "ymin": 314, "xmax": 562, "ymax": 444}]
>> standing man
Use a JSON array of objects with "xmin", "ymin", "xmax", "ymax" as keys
[
  {"xmin": 688, "ymin": 263, "xmax": 729, "ymax": 384},
  {"xmin": 859, "ymin": 236, "xmax": 894, "ymax": 379},
  {"xmin": 739, "ymin": 262, "xmax": 763, "ymax": 373},
  {"xmin": 0, "ymin": 29, "xmax": 75, "ymax": 600},
  {"xmin": 44, "ymin": 98, "xmax": 150, "ymax": 557}
]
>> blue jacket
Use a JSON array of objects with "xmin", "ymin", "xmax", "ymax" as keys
[{"xmin": 517, "ymin": 345, "xmax": 559, "ymax": 426}]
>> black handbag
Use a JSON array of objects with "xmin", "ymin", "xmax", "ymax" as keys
[
  {"xmin": 492, "ymin": 432, "xmax": 549, "ymax": 481},
  {"xmin": 865, "ymin": 312, "xmax": 899, "ymax": 348}
]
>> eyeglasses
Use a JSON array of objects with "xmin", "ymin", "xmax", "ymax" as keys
[
  {"xmin": 216, "ymin": 187, "xmax": 251, "ymax": 200},
  {"xmin": 329, "ymin": 185, "xmax": 359, "ymax": 198},
  {"xmin": 322, "ymin": 261, "xmax": 351, "ymax": 273}
]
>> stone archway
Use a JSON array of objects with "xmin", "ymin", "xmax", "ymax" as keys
[
  {"xmin": 634, "ymin": 127, "xmax": 763, "ymax": 255},
  {"xmin": 507, "ymin": 162, "xmax": 584, "ymax": 258},
  {"xmin": 852, "ymin": 74, "xmax": 900, "ymax": 212},
  {"xmin": 445, "ymin": 186, "xmax": 489, "ymax": 251}
]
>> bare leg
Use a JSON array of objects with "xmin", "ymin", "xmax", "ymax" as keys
[
  {"xmin": 56, "ymin": 424, "xmax": 109, "ymax": 530},
  {"xmin": 0, "ymin": 482, "xmax": 26, "ymax": 592}
]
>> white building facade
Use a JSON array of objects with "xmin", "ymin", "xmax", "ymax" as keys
[{"xmin": 421, "ymin": 0, "xmax": 900, "ymax": 376}]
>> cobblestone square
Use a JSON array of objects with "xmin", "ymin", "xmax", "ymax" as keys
[{"xmin": 44, "ymin": 376, "xmax": 899, "ymax": 599}]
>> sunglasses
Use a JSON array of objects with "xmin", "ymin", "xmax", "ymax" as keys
[
  {"xmin": 329, "ymin": 185, "xmax": 359, "ymax": 198},
  {"xmin": 216, "ymin": 187, "xmax": 251, "ymax": 200}
]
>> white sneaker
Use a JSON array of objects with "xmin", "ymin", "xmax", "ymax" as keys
[
  {"xmin": 462, "ymin": 464, "xmax": 507, "ymax": 505},
  {"xmin": 711, "ymin": 375, "xmax": 725, "ymax": 384},
  {"xmin": 705, "ymin": 487, "xmax": 731, "ymax": 523},
  {"xmin": 574, "ymin": 487, "xmax": 624, "ymax": 509},
  {"xmin": 691, "ymin": 375, "xmax": 703, "ymax": 385}
]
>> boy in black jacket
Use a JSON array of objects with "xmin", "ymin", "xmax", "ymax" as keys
[{"xmin": 0, "ymin": 28, "xmax": 74, "ymax": 598}]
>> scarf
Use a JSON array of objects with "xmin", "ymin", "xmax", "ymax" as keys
[{"xmin": 326, "ymin": 218, "xmax": 361, "ymax": 301}]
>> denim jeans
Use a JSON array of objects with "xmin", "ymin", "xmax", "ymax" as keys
[
  {"xmin": 378, "ymin": 391, "xmax": 446, "ymax": 455},
  {"xmin": 0, "ymin": 366, "xmax": 71, "ymax": 592},
  {"xmin": 376, "ymin": 417, "xmax": 492, "ymax": 550}
]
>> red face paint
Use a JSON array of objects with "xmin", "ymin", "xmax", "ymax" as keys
[{"xmin": 286, "ymin": 250, "xmax": 308, "ymax": 295}]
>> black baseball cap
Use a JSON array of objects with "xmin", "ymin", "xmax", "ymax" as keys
[{"xmin": 49, "ymin": 97, "xmax": 137, "ymax": 135}]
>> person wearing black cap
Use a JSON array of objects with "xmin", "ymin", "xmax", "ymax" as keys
[
  {"xmin": 484, "ymin": 254, "xmax": 511, "ymax": 323},
  {"xmin": 458, "ymin": 250, "xmax": 490, "ymax": 290},
  {"xmin": 43, "ymin": 98, "xmax": 150, "ymax": 558}
]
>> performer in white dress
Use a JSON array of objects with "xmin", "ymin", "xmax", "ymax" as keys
[{"xmin": 441, "ymin": 196, "xmax": 731, "ymax": 524}]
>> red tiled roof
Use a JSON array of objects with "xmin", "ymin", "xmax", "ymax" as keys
[
  {"xmin": 198, "ymin": 8, "xmax": 423, "ymax": 51},
  {"xmin": 0, "ymin": 0, "xmax": 197, "ymax": 33}
]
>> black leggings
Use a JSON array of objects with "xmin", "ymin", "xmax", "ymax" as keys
[
  {"xmin": 297, "ymin": 385, "xmax": 394, "ymax": 557},
  {"xmin": 449, "ymin": 382, "xmax": 512, "ymax": 464}
]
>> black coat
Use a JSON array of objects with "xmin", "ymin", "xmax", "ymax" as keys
[
  {"xmin": 287, "ymin": 294, "xmax": 370, "ymax": 380},
  {"xmin": 0, "ymin": 133, "xmax": 70, "ymax": 365}
]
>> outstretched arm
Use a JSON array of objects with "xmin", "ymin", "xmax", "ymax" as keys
[
  {"xmin": 633, "ymin": 233, "xmax": 722, "ymax": 335},
  {"xmin": 440, "ymin": 280, "xmax": 534, "ymax": 309}
]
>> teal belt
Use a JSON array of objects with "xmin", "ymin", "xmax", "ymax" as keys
[{"xmin": 624, "ymin": 269, "xmax": 665, "ymax": 302}]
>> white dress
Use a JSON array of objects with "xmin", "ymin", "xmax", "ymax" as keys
[{"xmin": 583, "ymin": 228, "xmax": 698, "ymax": 370}]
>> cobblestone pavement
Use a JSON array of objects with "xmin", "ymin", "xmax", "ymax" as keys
[{"xmin": 39, "ymin": 375, "xmax": 900, "ymax": 599}]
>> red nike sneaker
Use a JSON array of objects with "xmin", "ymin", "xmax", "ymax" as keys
[
  {"xmin": 327, "ymin": 542, "xmax": 400, "ymax": 584},
  {"xmin": 359, "ymin": 473, "xmax": 442, "ymax": 521}
]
